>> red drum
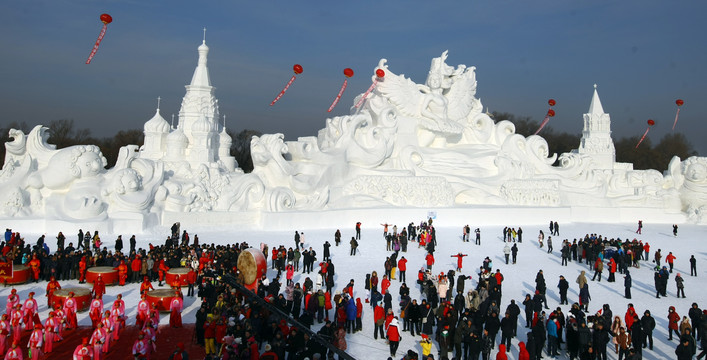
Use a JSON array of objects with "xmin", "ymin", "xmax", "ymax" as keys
[
  {"xmin": 145, "ymin": 289, "xmax": 180, "ymax": 312},
  {"xmin": 2, "ymin": 264, "xmax": 31, "ymax": 285},
  {"xmin": 85, "ymin": 266, "xmax": 119, "ymax": 285},
  {"xmin": 52, "ymin": 287, "xmax": 92, "ymax": 312},
  {"xmin": 166, "ymin": 268, "xmax": 192, "ymax": 287},
  {"xmin": 237, "ymin": 248, "xmax": 267, "ymax": 291}
]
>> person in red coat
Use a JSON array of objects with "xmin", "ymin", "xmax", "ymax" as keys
[
  {"xmin": 425, "ymin": 252, "xmax": 435, "ymax": 270},
  {"xmin": 92, "ymin": 275, "xmax": 106, "ymax": 299},
  {"xmin": 45, "ymin": 276, "xmax": 61, "ymax": 308},
  {"xmin": 169, "ymin": 291, "xmax": 183, "ymax": 328},
  {"xmin": 140, "ymin": 276, "xmax": 154, "ymax": 294},
  {"xmin": 158, "ymin": 259, "xmax": 170, "ymax": 286},
  {"xmin": 131, "ymin": 256, "xmax": 142, "ymax": 283},
  {"xmin": 28, "ymin": 254, "xmax": 40, "ymax": 283},
  {"xmin": 668, "ymin": 306, "xmax": 680, "ymax": 340},
  {"xmin": 356, "ymin": 298, "xmax": 363, "ymax": 332},
  {"xmin": 450, "ymin": 253, "xmax": 468, "ymax": 271},
  {"xmin": 518, "ymin": 341, "xmax": 530, "ymax": 360},
  {"xmin": 186, "ymin": 267, "xmax": 197, "ymax": 297},
  {"xmin": 78, "ymin": 256, "xmax": 87, "ymax": 284},
  {"xmin": 117, "ymin": 260, "xmax": 128, "ymax": 286},
  {"xmin": 374, "ymin": 304, "xmax": 385, "ymax": 339},
  {"xmin": 386, "ymin": 317, "xmax": 401, "ymax": 357},
  {"xmin": 398, "ymin": 257, "xmax": 408, "ymax": 283}
]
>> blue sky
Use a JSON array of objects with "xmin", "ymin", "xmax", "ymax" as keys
[{"xmin": 1, "ymin": 1, "xmax": 705, "ymax": 155}]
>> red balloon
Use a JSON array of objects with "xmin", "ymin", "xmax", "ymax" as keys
[
  {"xmin": 547, "ymin": 109, "xmax": 555, "ymax": 117},
  {"xmin": 100, "ymin": 13, "xmax": 112, "ymax": 24},
  {"xmin": 343, "ymin": 68, "xmax": 354, "ymax": 78},
  {"xmin": 676, "ymin": 99, "xmax": 684, "ymax": 106},
  {"xmin": 548, "ymin": 99, "xmax": 556, "ymax": 107},
  {"xmin": 376, "ymin": 69, "xmax": 385, "ymax": 78},
  {"xmin": 293, "ymin": 64, "xmax": 303, "ymax": 75},
  {"xmin": 647, "ymin": 119, "xmax": 655, "ymax": 126}
]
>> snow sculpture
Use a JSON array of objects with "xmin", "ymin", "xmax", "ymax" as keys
[{"xmin": 1, "ymin": 40, "xmax": 706, "ymax": 231}]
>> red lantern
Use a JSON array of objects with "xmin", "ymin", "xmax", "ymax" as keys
[
  {"xmin": 547, "ymin": 109, "xmax": 556, "ymax": 117},
  {"xmin": 270, "ymin": 64, "xmax": 303, "ymax": 106},
  {"xmin": 376, "ymin": 69, "xmax": 385, "ymax": 78},
  {"xmin": 328, "ymin": 68, "xmax": 356, "ymax": 112},
  {"xmin": 647, "ymin": 119, "xmax": 655, "ymax": 126},
  {"xmin": 86, "ymin": 13, "xmax": 113, "ymax": 64},
  {"xmin": 676, "ymin": 99, "xmax": 684, "ymax": 106},
  {"xmin": 548, "ymin": 99, "xmax": 556, "ymax": 107}
]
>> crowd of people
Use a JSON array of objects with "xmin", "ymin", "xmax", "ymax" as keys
[{"xmin": 0, "ymin": 218, "xmax": 704, "ymax": 360}]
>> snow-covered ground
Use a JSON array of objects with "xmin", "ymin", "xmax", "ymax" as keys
[{"xmin": 2, "ymin": 220, "xmax": 705, "ymax": 359}]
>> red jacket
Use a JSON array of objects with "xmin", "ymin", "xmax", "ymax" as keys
[
  {"xmin": 131, "ymin": 258, "xmax": 142, "ymax": 272},
  {"xmin": 666, "ymin": 253, "xmax": 676, "ymax": 264},
  {"xmin": 374, "ymin": 306, "xmax": 384, "ymax": 324},
  {"xmin": 426, "ymin": 254, "xmax": 435, "ymax": 266},
  {"xmin": 668, "ymin": 307, "xmax": 680, "ymax": 330},
  {"xmin": 386, "ymin": 322, "xmax": 400, "ymax": 342},
  {"xmin": 398, "ymin": 258, "xmax": 407, "ymax": 271}
]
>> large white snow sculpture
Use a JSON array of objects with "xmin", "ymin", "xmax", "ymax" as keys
[{"xmin": 1, "ymin": 41, "xmax": 705, "ymax": 232}]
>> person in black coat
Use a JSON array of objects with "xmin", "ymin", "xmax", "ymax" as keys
[
  {"xmin": 523, "ymin": 294, "xmax": 534, "ymax": 328},
  {"xmin": 676, "ymin": 335, "xmax": 694, "ymax": 360},
  {"xmin": 532, "ymin": 320, "xmax": 546, "ymax": 360},
  {"xmin": 629, "ymin": 314, "xmax": 643, "ymax": 355},
  {"xmin": 485, "ymin": 311, "xmax": 502, "ymax": 347},
  {"xmin": 624, "ymin": 270, "xmax": 632, "ymax": 299},
  {"xmin": 406, "ymin": 299, "xmax": 420, "ymax": 336},
  {"xmin": 506, "ymin": 299, "xmax": 521, "ymax": 336},
  {"xmin": 591, "ymin": 321, "xmax": 614, "ymax": 360},
  {"xmin": 500, "ymin": 312, "xmax": 515, "ymax": 350},
  {"xmin": 640, "ymin": 310, "xmax": 655, "ymax": 350},
  {"xmin": 558, "ymin": 275, "xmax": 570, "ymax": 305}
]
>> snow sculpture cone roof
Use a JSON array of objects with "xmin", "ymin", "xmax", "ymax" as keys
[
  {"xmin": 191, "ymin": 115, "xmax": 211, "ymax": 133},
  {"xmin": 166, "ymin": 127, "xmax": 188, "ymax": 147}
]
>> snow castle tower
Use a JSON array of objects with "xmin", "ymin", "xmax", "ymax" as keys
[{"xmin": 573, "ymin": 85, "xmax": 632, "ymax": 171}]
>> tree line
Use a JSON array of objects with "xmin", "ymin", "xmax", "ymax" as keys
[{"xmin": 0, "ymin": 116, "xmax": 698, "ymax": 173}]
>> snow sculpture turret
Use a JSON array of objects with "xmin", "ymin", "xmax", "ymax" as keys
[
  {"xmin": 165, "ymin": 128, "xmax": 187, "ymax": 161},
  {"xmin": 141, "ymin": 99, "xmax": 170, "ymax": 160},
  {"xmin": 218, "ymin": 116, "xmax": 236, "ymax": 171}
]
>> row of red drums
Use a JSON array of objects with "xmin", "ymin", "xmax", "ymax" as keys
[
  {"xmin": 1, "ymin": 265, "xmax": 194, "ymax": 286},
  {"xmin": 49, "ymin": 287, "xmax": 181, "ymax": 313}
]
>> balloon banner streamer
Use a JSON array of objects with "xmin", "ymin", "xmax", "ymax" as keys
[
  {"xmin": 635, "ymin": 119, "xmax": 655, "ymax": 149},
  {"xmin": 270, "ymin": 64, "xmax": 303, "ymax": 106},
  {"xmin": 354, "ymin": 69, "xmax": 385, "ymax": 108},
  {"xmin": 672, "ymin": 99, "xmax": 684, "ymax": 130},
  {"xmin": 86, "ymin": 14, "xmax": 113, "ymax": 64},
  {"xmin": 327, "ymin": 68, "xmax": 354, "ymax": 112},
  {"xmin": 533, "ymin": 99, "xmax": 556, "ymax": 135}
]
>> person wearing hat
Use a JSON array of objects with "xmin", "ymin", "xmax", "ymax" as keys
[
  {"xmin": 132, "ymin": 332, "xmax": 149, "ymax": 359},
  {"xmin": 42, "ymin": 312, "xmax": 58, "ymax": 354},
  {"xmin": 158, "ymin": 257, "xmax": 170, "ymax": 286},
  {"xmin": 168, "ymin": 342, "xmax": 189, "ymax": 360},
  {"xmin": 5, "ymin": 289, "xmax": 20, "ymax": 322},
  {"xmin": 89, "ymin": 321, "xmax": 107, "ymax": 360},
  {"xmin": 72, "ymin": 337, "xmax": 92, "ymax": 360},
  {"xmin": 92, "ymin": 274, "xmax": 106, "ymax": 299},
  {"xmin": 260, "ymin": 343, "xmax": 278, "ymax": 360},
  {"xmin": 169, "ymin": 290, "xmax": 183, "ymax": 328},
  {"xmin": 5, "ymin": 340, "xmax": 23, "ymax": 360},
  {"xmin": 0, "ymin": 313, "xmax": 9, "ymax": 354},
  {"xmin": 52, "ymin": 304, "xmax": 65, "ymax": 341},
  {"xmin": 26, "ymin": 323, "xmax": 43, "ymax": 360},
  {"xmin": 45, "ymin": 276, "xmax": 61, "ymax": 308},
  {"xmin": 22, "ymin": 292, "xmax": 38, "ymax": 331},
  {"xmin": 63, "ymin": 291, "xmax": 78, "ymax": 330}
]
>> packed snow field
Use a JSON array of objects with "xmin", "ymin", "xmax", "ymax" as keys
[{"xmin": 2, "ymin": 220, "xmax": 705, "ymax": 359}]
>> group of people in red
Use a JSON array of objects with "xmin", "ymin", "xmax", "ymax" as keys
[{"xmin": 0, "ymin": 271, "xmax": 185, "ymax": 359}]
